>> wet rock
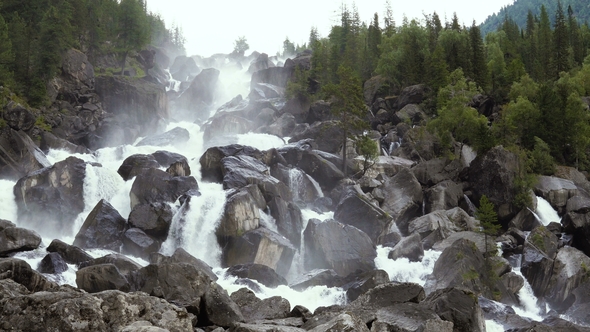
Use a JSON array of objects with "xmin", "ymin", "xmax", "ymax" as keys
[
  {"xmin": 432, "ymin": 231, "xmax": 496, "ymax": 255},
  {"xmin": 546, "ymin": 246, "xmax": 590, "ymax": 311},
  {"xmin": 501, "ymin": 272, "xmax": 524, "ymax": 295},
  {"xmin": 508, "ymin": 206, "xmax": 542, "ymax": 231},
  {"xmin": 534, "ymin": 175, "xmax": 578, "ymax": 213},
  {"xmin": 46, "ymin": 239, "xmax": 93, "ymax": 265},
  {"xmin": 169, "ymin": 248, "xmax": 217, "ymax": 281},
  {"xmin": 222, "ymin": 227, "xmax": 296, "ymax": 278},
  {"xmin": 289, "ymin": 269, "xmax": 342, "ymax": 291},
  {"xmin": 3, "ymin": 102, "xmax": 35, "ymax": 131},
  {"xmin": 388, "ymin": 233, "xmax": 424, "ymax": 262},
  {"xmin": 0, "ymin": 226, "xmax": 42, "ymax": 256},
  {"xmin": 128, "ymin": 202, "xmax": 173, "ymax": 241},
  {"xmin": 121, "ymin": 228, "xmax": 160, "ymax": 260},
  {"xmin": 221, "ymin": 155, "xmax": 290, "ymax": 200},
  {"xmin": 175, "ymin": 68, "xmax": 220, "ymax": 121},
  {"xmin": 199, "ymin": 144, "xmax": 264, "ymax": 183},
  {"xmin": 13, "ymin": 156, "xmax": 85, "ymax": 235},
  {"xmin": 202, "ymin": 112, "xmax": 253, "ymax": 142},
  {"xmin": 424, "ymin": 180, "xmax": 464, "ymax": 214},
  {"xmin": 39, "ymin": 131, "xmax": 92, "ymax": 155},
  {"xmin": 117, "ymin": 154, "xmax": 160, "ymax": 180},
  {"xmin": 170, "ymin": 55, "xmax": 200, "ymax": 81},
  {"xmin": 307, "ymin": 312, "xmax": 370, "ymax": 332},
  {"xmin": 0, "ymin": 219, "xmax": 15, "ymax": 231},
  {"xmin": 288, "ymin": 121, "xmax": 343, "ymax": 154},
  {"xmin": 230, "ymin": 288, "xmax": 290, "ymax": 323},
  {"xmin": 421, "ymin": 287, "xmax": 485, "ymax": 332},
  {"xmin": 261, "ymin": 113, "xmax": 296, "ymax": 137},
  {"xmin": 563, "ymin": 211, "xmax": 590, "ymax": 257},
  {"xmin": 152, "ymin": 150, "xmax": 191, "ymax": 175},
  {"xmin": 217, "ymin": 186, "xmax": 262, "ymax": 238},
  {"xmin": 355, "ymin": 155, "xmax": 415, "ymax": 179},
  {"xmin": 203, "ymin": 282, "xmax": 244, "ymax": 327},
  {"xmin": 380, "ymin": 168, "xmax": 423, "ymax": 235},
  {"xmin": 226, "ymin": 264, "xmax": 287, "ymax": 288},
  {"xmin": 333, "ymin": 186, "xmax": 392, "ymax": 244},
  {"xmin": 73, "ymin": 199, "xmax": 127, "ymax": 251},
  {"xmin": 344, "ymin": 269, "xmax": 390, "ymax": 302},
  {"xmin": 0, "ymin": 258, "xmax": 57, "ymax": 292},
  {"xmin": 368, "ymin": 303, "xmax": 454, "ymax": 332},
  {"xmin": 269, "ymin": 196, "xmax": 303, "ymax": 247},
  {"xmin": 79, "ymin": 253, "xmax": 142, "ymax": 280},
  {"xmin": 76, "ymin": 263, "xmax": 130, "ymax": 293},
  {"xmin": 295, "ymin": 150, "xmax": 345, "ymax": 190},
  {"xmin": 250, "ymin": 83, "xmax": 284, "ymax": 100},
  {"xmin": 303, "ymin": 219, "xmax": 376, "ymax": 276},
  {"xmin": 129, "ymin": 168, "xmax": 199, "ymax": 209},
  {"xmin": 251, "ymin": 66, "xmax": 295, "ymax": 89},
  {"xmin": 270, "ymin": 164, "xmax": 322, "ymax": 206},
  {"xmin": 136, "ymin": 126, "xmax": 190, "ymax": 147},
  {"xmin": 38, "ymin": 252, "xmax": 68, "ymax": 274},
  {"xmin": 566, "ymin": 196, "xmax": 590, "ymax": 214},
  {"xmin": 521, "ymin": 225, "xmax": 559, "ymax": 298}
]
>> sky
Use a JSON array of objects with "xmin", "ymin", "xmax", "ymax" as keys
[{"xmin": 146, "ymin": 0, "xmax": 516, "ymax": 58}]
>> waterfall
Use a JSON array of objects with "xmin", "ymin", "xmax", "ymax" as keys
[
  {"xmin": 0, "ymin": 179, "xmax": 18, "ymax": 223},
  {"xmin": 464, "ymin": 194, "xmax": 477, "ymax": 215},
  {"xmin": 374, "ymin": 246, "xmax": 441, "ymax": 286},
  {"xmin": 535, "ymin": 196, "xmax": 560, "ymax": 226},
  {"xmin": 289, "ymin": 167, "xmax": 305, "ymax": 203}
]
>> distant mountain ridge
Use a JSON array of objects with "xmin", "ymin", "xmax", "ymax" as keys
[{"xmin": 480, "ymin": 0, "xmax": 590, "ymax": 35}]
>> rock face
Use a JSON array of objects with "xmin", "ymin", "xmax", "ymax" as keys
[
  {"xmin": 422, "ymin": 287, "xmax": 486, "ymax": 332},
  {"xmin": 175, "ymin": 68, "xmax": 220, "ymax": 121},
  {"xmin": 230, "ymin": 288, "xmax": 290, "ymax": 322},
  {"xmin": 13, "ymin": 156, "xmax": 86, "ymax": 236},
  {"xmin": 117, "ymin": 154, "xmax": 160, "ymax": 180},
  {"xmin": 128, "ymin": 202, "xmax": 173, "ymax": 241},
  {"xmin": 468, "ymin": 146, "xmax": 522, "ymax": 220},
  {"xmin": 73, "ymin": 199, "xmax": 127, "ymax": 251},
  {"xmin": 95, "ymin": 75, "xmax": 169, "ymax": 146},
  {"xmin": 0, "ymin": 127, "xmax": 52, "ymax": 179},
  {"xmin": 303, "ymin": 219, "xmax": 376, "ymax": 276},
  {"xmin": 380, "ymin": 167, "xmax": 423, "ymax": 234}
]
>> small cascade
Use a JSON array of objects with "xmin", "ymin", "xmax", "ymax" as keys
[
  {"xmin": 374, "ymin": 246, "xmax": 441, "ymax": 286},
  {"xmin": 160, "ymin": 182, "xmax": 226, "ymax": 267},
  {"xmin": 535, "ymin": 196, "xmax": 560, "ymax": 226},
  {"xmin": 464, "ymin": 194, "xmax": 477, "ymax": 215},
  {"xmin": 0, "ymin": 179, "xmax": 18, "ymax": 223},
  {"xmin": 512, "ymin": 266, "xmax": 544, "ymax": 321},
  {"xmin": 305, "ymin": 174, "xmax": 324, "ymax": 198},
  {"xmin": 288, "ymin": 167, "xmax": 305, "ymax": 203},
  {"xmin": 236, "ymin": 133, "xmax": 286, "ymax": 151},
  {"xmin": 259, "ymin": 209, "xmax": 279, "ymax": 233},
  {"xmin": 388, "ymin": 141, "xmax": 401, "ymax": 155}
]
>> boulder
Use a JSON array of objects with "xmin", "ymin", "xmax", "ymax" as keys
[
  {"xmin": 0, "ymin": 227, "xmax": 42, "ymax": 256},
  {"xmin": 250, "ymin": 82, "xmax": 284, "ymax": 100},
  {"xmin": 365, "ymin": 303, "xmax": 454, "ymax": 332},
  {"xmin": 202, "ymin": 112, "xmax": 253, "ymax": 142},
  {"xmin": 563, "ymin": 211, "xmax": 590, "ymax": 256},
  {"xmin": 500, "ymin": 272, "xmax": 525, "ymax": 295},
  {"xmin": 199, "ymin": 144, "xmax": 264, "ymax": 183},
  {"xmin": 226, "ymin": 264, "xmax": 287, "ymax": 288},
  {"xmin": 534, "ymin": 175, "xmax": 578, "ymax": 213},
  {"xmin": 388, "ymin": 233, "xmax": 424, "ymax": 262},
  {"xmin": 248, "ymin": 53, "xmax": 275, "ymax": 73},
  {"xmin": 3, "ymin": 102, "xmax": 35, "ymax": 131},
  {"xmin": 354, "ymin": 155, "xmax": 415, "ymax": 179},
  {"xmin": 221, "ymin": 155, "xmax": 290, "ymax": 200},
  {"xmin": 289, "ymin": 269, "xmax": 342, "ymax": 291},
  {"xmin": 203, "ymin": 282, "xmax": 245, "ymax": 327},
  {"xmin": 468, "ymin": 146, "xmax": 523, "ymax": 220},
  {"xmin": 295, "ymin": 151, "xmax": 345, "ymax": 190},
  {"xmin": 121, "ymin": 228, "xmax": 160, "ymax": 260},
  {"xmin": 217, "ymin": 187, "xmax": 262, "ymax": 238},
  {"xmin": 566, "ymin": 196, "xmax": 590, "ymax": 214},
  {"xmin": 0, "ymin": 288, "xmax": 195, "ymax": 332},
  {"xmin": 13, "ymin": 156, "xmax": 86, "ymax": 235},
  {"xmin": 392, "ymin": 104, "xmax": 427, "ymax": 125},
  {"xmin": 545, "ymin": 246, "xmax": 590, "ymax": 311},
  {"xmin": 117, "ymin": 154, "xmax": 160, "ymax": 180},
  {"xmin": 175, "ymin": 68, "xmax": 220, "ymax": 121},
  {"xmin": 288, "ymin": 121, "xmax": 343, "ymax": 154},
  {"xmin": 363, "ymin": 75, "xmax": 389, "ymax": 105},
  {"xmin": 349, "ymin": 282, "xmax": 425, "ymax": 309},
  {"xmin": 260, "ymin": 113, "xmax": 296, "ymax": 137},
  {"xmin": 251, "ymin": 66, "xmax": 295, "ymax": 89},
  {"xmin": 521, "ymin": 226, "xmax": 559, "ymax": 298},
  {"xmin": 95, "ymin": 75, "xmax": 168, "ymax": 145},
  {"xmin": 230, "ymin": 288, "xmax": 291, "ymax": 323},
  {"xmin": 0, "ymin": 127, "xmax": 52, "ymax": 180},
  {"xmin": 424, "ymin": 180, "xmax": 464, "ymax": 214},
  {"xmin": 392, "ymin": 126, "xmax": 442, "ymax": 162},
  {"xmin": 303, "ymin": 219, "xmax": 376, "ymax": 276},
  {"xmin": 394, "ymin": 84, "xmax": 429, "ymax": 111},
  {"xmin": 170, "ymin": 55, "xmax": 200, "ymax": 81},
  {"xmin": 555, "ymin": 165, "xmax": 590, "ymax": 195},
  {"xmin": 79, "ymin": 253, "xmax": 142, "ymax": 280},
  {"xmin": 46, "ymin": 239, "xmax": 93, "ymax": 265},
  {"xmin": 168, "ymin": 248, "xmax": 217, "ymax": 281},
  {"xmin": 0, "ymin": 258, "xmax": 57, "ymax": 292},
  {"xmin": 76, "ymin": 263, "xmax": 130, "ymax": 293},
  {"xmin": 222, "ymin": 227, "xmax": 296, "ymax": 278},
  {"xmin": 129, "ymin": 168, "xmax": 199, "ymax": 209},
  {"xmin": 408, "ymin": 208, "xmax": 479, "ymax": 244},
  {"xmin": 136, "ymin": 126, "xmax": 190, "ymax": 147},
  {"xmin": 39, "ymin": 131, "xmax": 92, "ymax": 155},
  {"xmin": 0, "ymin": 219, "xmax": 15, "ymax": 231},
  {"xmin": 421, "ymin": 287, "xmax": 486, "ymax": 332},
  {"xmin": 306, "ymin": 100, "xmax": 333, "ymax": 123},
  {"xmin": 380, "ymin": 168, "xmax": 423, "ymax": 235},
  {"xmin": 73, "ymin": 199, "xmax": 127, "ymax": 251},
  {"xmin": 281, "ymin": 93, "xmax": 311, "ymax": 123},
  {"xmin": 307, "ymin": 313, "xmax": 370, "ymax": 332},
  {"xmin": 270, "ymin": 164, "xmax": 322, "ymax": 205},
  {"xmin": 269, "ymin": 196, "xmax": 303, "ymax": 247},
  {"xmin": 333, "ymin": 186, "xmax": 392, "ymax": 244},
  {"xmin": 38, "ymin": 252, "xmax": 68, "ymax": 274},
  {"xmin": 152, "ymin": 150, "xmax": 191, "ymax": 176},
  {"xmin": 344, "ymin": 269, "xmax": 390, "ymax": 302},
  {"xmin": 431, "ymin": 231, "xmax": 496, "ymax": 255},
  {"xmin": 128, "ymin": 202, "xmax": 173, "ymax": 240}
]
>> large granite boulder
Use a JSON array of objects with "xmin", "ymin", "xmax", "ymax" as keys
[
  {"xmin": 13, "ymin": 156, "xmax": 86, "ymax": 236},
  {"xmin": 3, "ymin": 102, "xmax": 35, "ymax": 131},
  {"xmin": 0, "ymin": 227, "xmax": 42, "ymax": 256},
  {"xmin": 79, "ymin": 253, "xmax": 142, "ymax": 281},
  {"xmin": 202, "ymin": 283, "xmax": 244, "ymax": 327},
  {"xmin": 38, "ymin": 252, "xmax": 68, "ymax": 274},
  {"xmin": 0, "ymin": 258, "xmax": 57, "ymax": 292},
  {"xmin": 117, "ymin": 154, "xmax": 160, "ymax": 180},
  {"xmin": 269, "ymin": 196, "xmax": 303, "ymax": 247},
  {"xmin": 230, "ymin": 288, "xmax": 290, "ymax": 323},
  {"xmin": 521, "ymin": 225, "xmax": 559, "ymax": 298},
  {"xmin": 303, "ymin": 219, "xmax": 376, "ymax": 276},
  {"xmin": 46, "ymin": 239, "xmax": 93, "ymax": 266},
  {"xmin": 226, "ymin": 264, "xmax": 287, "ymax": 288},
  {"xmin": 423, "ymin": 180, "xmax": 464, "ymax": 214},
  {"xmin": 129, "ymin": 168, "xmax": 199, "ymax": 209},
  {"xmin": 76, "ymin": 263, "xmax": 130, "ymax": 293},
  {"xmin": 545, "ymin": 246, "xmax": 590, "ymax": 311},
  {"xmin": 380, "ymin": 167, "xmax": 423, "ymax": 235},
  {"xmin": 221, "ymin": 155, "xmax": 290, "ymax": 200},
  {"xmin": 175, "ymin": 68, "xmax": 220, "ymax": 121},
  {"xmin": 73, "ymin": 199, "xmax": 127, "ymax": 251},
  {"xmin": 563, "ymin": 211, "xmax": 590, "ymax": 256},
  {"xmin": 251, "ymin": 66, "xmax": 295, "ymax": 89},
  {"xmin": 128, "ymin": 202, "xmax": 173, "ymax": 241},
  {"xmin": 135, "ymin": 126, "xmax": 190, "ymax": 147},
  {"xmin": 334, "ymin": 186, "xmax": 393, "ymax": 244},
  {"xmin": 288, "ymin": 121, "xmax": 343, "ymax": 154},
  {"xmin": 0, "ymin": 127, "xmax": 52, "ymax": 179},
  {"xmin": 170, "ymin": 55, "xmax": 200, "ymax": 81},
  {"xmin": 199, "ymin": 144, "xmax": 265, "ymax": 183},
  {"xmin": 217, "ymin": 186, "xmax": 264, "ymax": 239},
  {"xmin": 121, "ymin": 227, "xmax": 160, "ymax": 260},
  {"xmin": 534, "ymin": 175, "xmax": 578, "ymax": 213},
  {"xmin": 421, "ymin": 287, "xmax": 486, "ymax": 332}
]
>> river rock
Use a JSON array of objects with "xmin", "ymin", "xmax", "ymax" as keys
[
  {"xmin": 0, "ymin": 226, "xmax": 42, "ymax": 256},
  {"xmin": 203, "ymin": 282, "xmax": 245, "ymax": 327},
  {"xmin": 117, "ymin": 154, "xmax": 160, "ymax": 180},
  {"xmin": 217, "ymin": 187, "xmax": 262, "ymax": 238},
  {"xmin": 344, "ymin": 269, "xmax": 390, "ymax": 302},
  {"xmin": 545, "ymin": 246, "xmax": 590, "ymax": 311},
  {"xmin": 121, "ymin": 228, "xmax": 160, "ymax": 260},
  {"xmin": 334, "ymin": 186, "xmax": 392, "ymax": 244},
  {"xmin": 521, "ymin": 226, "xmax": 559, "ymax": 298},
  {"xmin": 534, "ymin": 175, "xmax": 578, "ymax": 213},
  {"xmin": 0, "ymin": 258, "xmax": 57, "ymax": 292},
  {"xmin": 563, "ymin": 211, "xmax": 590, "ymax": 256},
  {"xmin": 200, "ymin": 144, "xmax": 264, "ymax": 182},
  {"xmin": 380, "ymin": 167, "xmax": 423, "ymax": 234},
  {"xmin": 128, "ymin": 202, "xmax": 173, "ymax": 240},
  {"xmin": 226, "ymin": 264, "xmax": 287, "ymax": 288},
  {"xmin": 38, "ymin": 252, "xmax": 68, "ymax": 274},
  {"xmin": 230, "ymin": 288, "xmax": 290, "ymax": 323},
  {"xmin": 152, "ymin": 150, "xmax": 190, "ymax": 175},
  {"xmin": 421, "ymin": 287, "xmax": 486, "ymax": 332},
  {"xmin": 388, "ymin": 233, "xmax": 424, "ymax": 262},
  {"xmin": 269, "ymin": 196, "xmax": 303, "ymax": 247},
  {"xmin": 13, "ymin": 156, "xmax": 86, "ymax": 235},
  {"xmin": 76, "ymin": 263, "xmax": 130, "ymax": 293},
  {"xmin": 136, "ymin": 126, "xmax": 190, "ymax": 147},
  {"xmin": 46, "ymin": 239, "xmax": 93, "ymax": 265},
  {"xmin": 303, "ymin": 219, "xmax": 376, "ymax": 276},
  {"xmin": 73, "ymin": 199, "xmax": 127, "ymax": 251},
  {"xmin": 129, "ymin": 168, "xmax": 199, "ymax": 209},
  {"xmin": 222, "ymin": 227, "xmax": 296, "ymax": 278}
]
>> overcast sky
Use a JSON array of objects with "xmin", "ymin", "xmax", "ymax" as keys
[{"xmin": 146, "ymin": 0, "xmax": 515, "ymax": 57}]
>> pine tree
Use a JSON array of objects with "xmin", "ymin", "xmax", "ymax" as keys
[
  {"xmin": 117, "ymin": 0, "xmax": 150, "ymax": 75},
  {"xmin": 0, "ymin": 12, "xmax": 13, "ymax": 86},
  {"xmin": 37, "ymin": 5, "xmax": 73, "ymax": 79},
  {"xmin": 470, "ymin": 21, "xmax": 488, "ymax": 90},
  {"xmin": 538, "ymin": 5, "xmax": 552, "ymax": 81},
  {"xmin": 476, "ymin": 195, "xmax": 500, "ymax": 257},
  {"xmin": 383, "ymin": 0, "xmax": 395, "ymax": 37},
  {"xmin": 552, "ymin": 0, "xmax": 570, "ymax": 77},
  {"xmin": 309, "ymin": 27, "xmax": 319, "ymax": 49},
  {"xmin": 568, "ymin": 5, "xmax": 584, "ymax": 66}
]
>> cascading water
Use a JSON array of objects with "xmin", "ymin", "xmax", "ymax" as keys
[
  {"xmin": 0, "ymin": 179, "xmax": 18, "ymax": 223},
  {"xmin": 374, "ymin": 246, "xmax": 441, "ymax": 285},
  {"xmin": 535, "ymin": 196, "xmax": 560, "ymax": 226}
]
